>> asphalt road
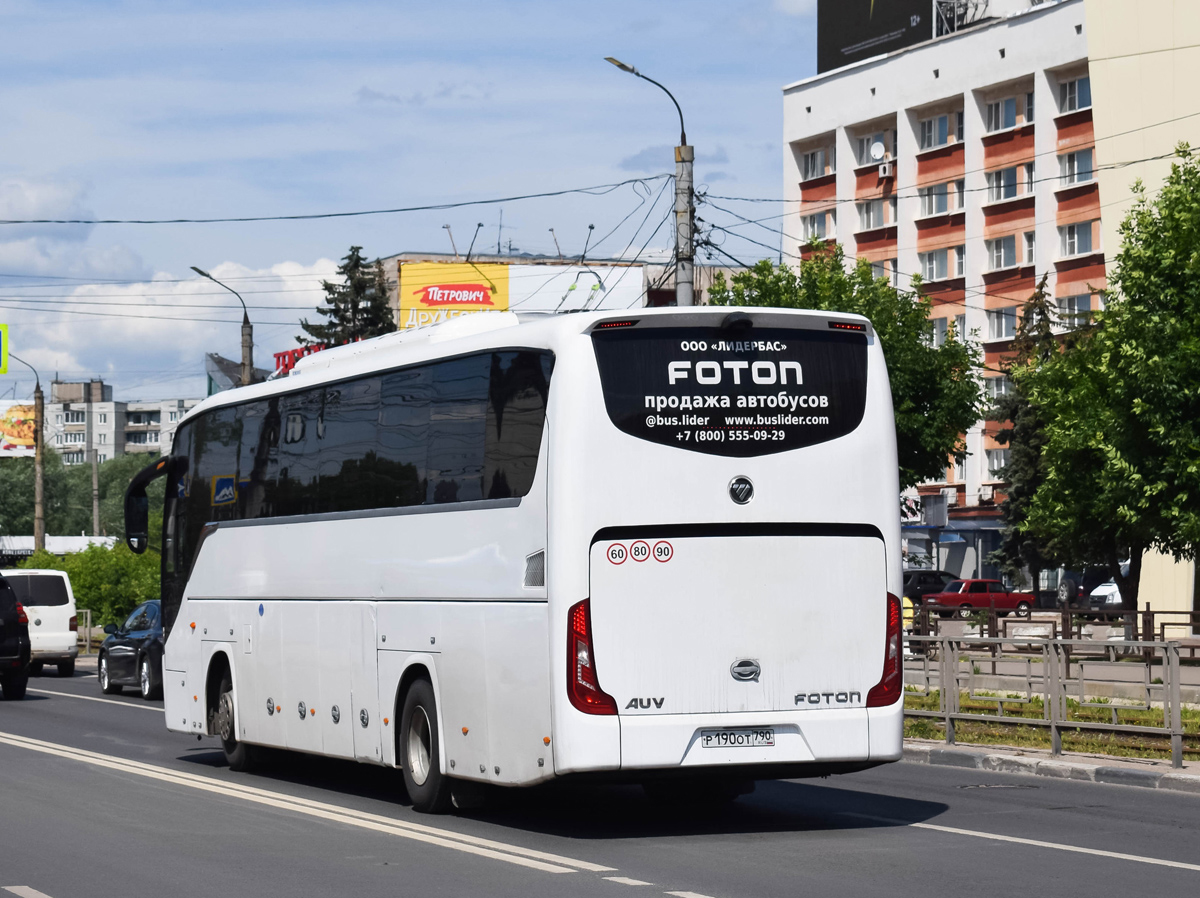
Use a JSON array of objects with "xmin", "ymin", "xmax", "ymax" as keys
[{"xmin": 1, "ymin": 668, "xmax": 1198, "ymax": 898}]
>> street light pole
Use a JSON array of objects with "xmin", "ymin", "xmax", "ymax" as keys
[
  {"xmin": 605, "ymin": 57, "xmax": 694, "ymax": 306},
  {"xmin": 192, "ymin": 267, "xmax": 254, "ymax": 387},
  {"xmin": 10, "ymin": 353, "xmax": 44, "ymax": 552}
]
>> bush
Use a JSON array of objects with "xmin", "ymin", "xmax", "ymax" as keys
[{"xmin": 19, "ymin": 544, "xmax": 159, "ymax": 626}]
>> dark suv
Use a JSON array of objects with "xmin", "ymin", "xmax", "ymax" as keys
[
  {"xmin": 0, "ymin": 574, "xmax": 31, "ymax": 700},
  {"xmin": 903, "ymin": 570, "xmax": 958, "ymax": 603}
]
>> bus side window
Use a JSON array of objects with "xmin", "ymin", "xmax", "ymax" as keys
[
  {"xmin": 320, "ymin": 376, "xmax": 385, "ymax": 514},
  {"xmin": 428, "ymin": 354, "xmax": 490, "ymax": 504},
  {"xmin": 484, "ymin": 351, "xmax": 552, "ymax": 499}
]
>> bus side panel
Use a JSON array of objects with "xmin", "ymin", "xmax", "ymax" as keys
[
  {"xmin": 484, "ymin": 603, "xmax": 554, "ymax": 785},
  {"xmin": 243, "ymin": 601, "xmax": 286, "ymax": 748},
  {"xmin": 352, "ymin": 603, "xmax": 383, "ymax": 764},
  {"xmin": 434, "ymin": 603, "xmax": 492, "ymax": 783},
  {"xmin": 318, "ymin": 602, "xmax": 355, "ymax": 759},
  {"xmin": 284, "ymin": 602, "xmax": 322, "ymax": 753}
]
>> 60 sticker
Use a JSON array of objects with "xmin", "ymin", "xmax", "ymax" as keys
[{"xmin": 606, "ymin": 543, "xmax": 627, "ymax": 564}]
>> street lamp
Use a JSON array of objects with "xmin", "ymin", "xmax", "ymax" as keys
[
  {"xmin": 192, "ymin": 267, "xmax": 254, "ymax": 388},
  {"xmin": 605, "ymin": 57, "xmax": 694, "ymax": 306},
  {"xmin": 9, "ymin": 353, "xmax": 44, "ymax": 551}
]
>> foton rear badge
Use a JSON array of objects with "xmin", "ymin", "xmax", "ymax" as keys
[
  {"xmin": 731, "ymin": 659, "xmax": 761, "ymax": 681},
  {"xmin": 729, "ymin": 476, "xmax": 754, "ymax": 505}
]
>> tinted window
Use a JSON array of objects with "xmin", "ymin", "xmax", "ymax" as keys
[
  {"xmin": 0, "ymin": 577, "xmax": 16, "ymax": 616},
  {"xmin": 4, "ymin": 574, "xmax": 69, "ymax": 607},
  {"xmin": 591, "ymin": 325, "xmax": 868, "ymax": 457},
  {"xmin": 968, "ymin": 582, "xmax": 989, "ymax": 594},
  {"xmin": 944, "ymin": 581, "xmax": 966, "ymax": 593},
  {"xmin": 124, "ymin": 604, "xmax": 151, "ymax": 631}
]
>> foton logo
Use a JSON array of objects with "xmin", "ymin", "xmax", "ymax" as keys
[{"xmin": 414, "ymin": 284, "xmax": 495, "ymax": 307}]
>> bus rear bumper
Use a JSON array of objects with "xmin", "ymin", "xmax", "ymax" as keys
[{"xmin": 619, "ymin": 708, "xmax": 872, "ymax": 770}]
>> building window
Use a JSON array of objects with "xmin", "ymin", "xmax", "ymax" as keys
[
  {"xmin": 169, "ymin": 411, "xmax": 178, "ymax": 423},
  {"xmin": 956, "ymin": 110, "xmax": 964, "ymax": 141},
  {"xmin": 1060, "ymin": 221, "xmax": 1095, "ymax": 257},
  {"xmin": 955, "ymin": 179, "xmax": 965, "ymax": 209},
  {"xmin": 919, "ymin": 249, "xmax": 949, "ymax": 281},
  {"xmin": 98, "ymin": 454, "xmax": 107, "ymax": 463},
  {"xmin": 955, "ymin": 313, "xmax": 967, "ymax": 339},
  {"xmin": 98, "ymin": 413, "xmax": 107, "ymax": 424},
  {"xmin": 986, "ymin": 97, "xmax": 1017, "ymax": 132},
  {"xmin": 954, "ymin": 245, "xmax": 965, "ymax": 277},
  {"xmin": 871, "ymin": 258, "xmax": 898, "ymax": 286},
  {"xmin": 1024, "ymin": 231, "xmax": 1036, "ymax": 265},
  {"xmin": 986, "ymin": 167, "xmax": 1019, "ymax": 202},
  {"xmin": 55, "ymin": 414, "xmax": 62, "ymax": 425},
  {"xmin": 1059, "ymin": 75, "xmax": 1092, "ymax": 113},
  {"xmin": 806, "ymin": 210, "xmax": 825, "ymax": 238},
  {"xmin": 919, "ymin": 114, "xmax": 951, "ymax": 150},
  {"xmin": 986, "ymin": 235, "xmax": 1017, "ymax": 271},
  {"xmin": 98, "ymin": 433, "xmax": 106, "ymax": 445},
  {"xmin": 855, "ymin": 132, "xmax": 889, "ymax": 166},
  {"xmin": 54, "ymin": 434, "xmax": 61, "ymax": 445},
  {"xmin": 919, "ymin": 183, "xmax": 949, "ymax": 217},
  {"xmin": 931, "ymin": 317, "xmax": 949, "ymax": 348},
  {"xmin": 988, "ymin": 306, "xmax": 1018, "ymax": 340},
  {"xmin": 1026, "ymin": 91, "xmax": 1035, "ymax": 123},
  {"xmin": 63, "ymin": 452, "xmax": 84, "ymax": 465},
  {"xmin": 1059, "ymin": 148, "xmax": 1094, "ymax": 186},
  {"xmin": 1058, "ymin": 294, "xmax": 1093, "ymax": 327},
  {"xmin": 953, "ymin": 455, "xmax": 967, "ymax": 483},
  {"xmin": 857, "ymin": 199, "xmax": 886, "ymax": 230},
  {"xmin": 986, "ymin": 448, "xmax": 1011, "ymax": 479},
  {"xmin": 1023, "ymin": 162, "xmax": 1036, "ymax": 193},
  {"xmin": 801, "ymin": 149, "xmax": 826, "ymax": 181},
  {"xmin": 62, "ymin": 431, "xmax": 87, "ymax": 445},
  {"xmin": 986, "ymin": 376, "xmax": 1014, "ymax": 402},
  {"xmin": 64, "ymin": 410, "xmax": 85, "ymax": 424}
]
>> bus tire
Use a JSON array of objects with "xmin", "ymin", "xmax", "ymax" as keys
[
  {"xmin": 399, "ymin": 677, "xmax": 452, "ymax": 814},
  {"xmin": 215, "ymin": 673, "xmax": 256, "ymax": 772}
]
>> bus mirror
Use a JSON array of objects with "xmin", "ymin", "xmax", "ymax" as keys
[{"xmin": 125, "ymin": 458, "xmax": 168, "ymax": 555}]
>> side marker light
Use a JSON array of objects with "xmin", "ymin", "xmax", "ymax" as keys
[
  {"xmin": 543, "ymin": 736, "xmax": 551, "ymax": 745},
  {"xmin": 462, "ymin": 727, "xmax": 469, "ymax": 735}
]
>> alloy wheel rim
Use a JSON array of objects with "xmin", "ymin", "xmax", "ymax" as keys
[
  {"xmin": 140, "ymin": 661, "xmax": 150, "ymax": 695},
  {"xmin": 407, "ymin": 706, "xmax": 432, "ymax": 787},
  {"xmin": 99, "ymin": 657, "xmax": 108, "ymax": 688}
]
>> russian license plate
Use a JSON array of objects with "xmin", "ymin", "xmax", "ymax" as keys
[{"xmin": 700, "ymin": 728, "xmax": 775, "ymax": 748}]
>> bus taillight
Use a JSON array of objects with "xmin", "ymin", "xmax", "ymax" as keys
[
  {"xmin": 567, "ymin": 599, "xmax": 617, "ymax": 715},
  {"xmin": 866, "ymin": 593, "xmax": 902, "ymax": 708}
]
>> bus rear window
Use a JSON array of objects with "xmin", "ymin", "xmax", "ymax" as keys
[{"xmin": 591, "ymin": 324, "xmax": 868, "ymax": 457}]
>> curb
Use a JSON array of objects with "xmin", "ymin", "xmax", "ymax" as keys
[{"xmin": 903, "ymin": 743, "xmax": 1200, "ymax": 794}]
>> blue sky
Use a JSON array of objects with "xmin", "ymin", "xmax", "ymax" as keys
[{"xmin": 0, "ymin": 0, "xmax": 817, "ymax": 399}]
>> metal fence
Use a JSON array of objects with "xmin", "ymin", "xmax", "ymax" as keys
[{"xmin": 905, "ymin": 634, "xmax": 1188, "ymax": 768}]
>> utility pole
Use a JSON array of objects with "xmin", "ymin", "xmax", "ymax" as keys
[
  {"xmin": 192, "ymin": 267, "xmax": 254, "ymax": 387},
  {"xmin": 605, "ymin": 57, "xmax": 694, "ymax": 306},
  {"xmin": 10, "ymin": 354, "xmax": 44, "ymax": 551},
  {"xmin": 90, "ymin": 449, "xmax": 100, "ymax": 536}
]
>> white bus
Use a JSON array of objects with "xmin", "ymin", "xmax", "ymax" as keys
[{"xmin": 125, "ymin": 306, "xmax": 903, "ymax": 811}]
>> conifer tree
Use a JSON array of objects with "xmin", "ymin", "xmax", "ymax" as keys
[{"xmin": 298, "ymin": 246, "xmax": 395, "ymax": 346}]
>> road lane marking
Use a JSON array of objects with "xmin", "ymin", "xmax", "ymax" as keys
[
  {"xmin": 4, "ymin": 888, "xmax": 56, "ymax": 898},
  {"xmin": 0, "ymin": 731, "xmax": 615, "ymax": 875},
  {"xmin": 664, "ymin": 892, "xmax": 717, "ymax": 898},
  {"xmin": 604, "ymin": 876, "xmax": 654, "ymax": 885},
  {"xmin": 843, "ymin": 813, "xmax": 1200, "ymax": 873},
  {"xmin": 27, "ymin": 689, "xmax": 162, "ymax": 711}
]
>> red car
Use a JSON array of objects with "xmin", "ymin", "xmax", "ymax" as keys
[{"xmin": 922, "ymin": 579, "xmax": 1034, "ymax": 618}]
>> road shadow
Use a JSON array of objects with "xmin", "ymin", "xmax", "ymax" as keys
[{"xmin": 174, "ymin": 746, "xmax": 945, "ymax": 838}]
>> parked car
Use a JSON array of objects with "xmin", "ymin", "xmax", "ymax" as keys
[
  {"xmin": 1056, "ymin": 567, "xmax": 1114, "ymax": 607},
  {"xmin": 0, "ymin": 569, "xmax": 78, "ymax": 677},
  {"xmin": 98, "ymin": 600, "xmax": 164, "ymax": 700},
  {"xmin": 1085, "ymin": 563, "xmax": 1130, "ymax": 620},
  {"xmin": 0, "ymin": 574, "xmax": 31, "ymax": 700},
  {"xmin": 922, "ymin": 579, "xmax": 1035, "ymax": 619},
  {"xmin": 902, "ymin": 569, "xmax": 959, "ymax": 603}
]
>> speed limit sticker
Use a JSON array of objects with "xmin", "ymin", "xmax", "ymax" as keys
[
  {"xmin": 607, "ymin": 543, "xmax": 627, "ymax": 564},
  {"xmin": 652, "ymin": 540, "xmax": 674, "ymax": 563},
  {"xmin": 630, "ymin": 540, "xmax": 650, "ymax": 562}
]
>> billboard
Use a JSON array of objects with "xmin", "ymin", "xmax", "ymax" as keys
[
  {"xmin": 817, "ymin": 0, "xmax": 931, "ymax": 74},
  {"xmin": 0, "ymin": 323, "xmax": 7, "ymax": 374},
  {"xmin": 0, "ymin": 401, "xmax": 37, "ymax": 457},
  {"xmin": 397, "ymin": 262, "xmax": 645, "ymax": 329}
]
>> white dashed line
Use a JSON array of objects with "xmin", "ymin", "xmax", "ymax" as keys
[
  {"xmin": 604, "ymin": 876, "xmax": 654, "ymax": 885},
  {"xmin": 664, "ymin": 891, "xmax": 717, "ymax": 898},
  {"xmin": 27, "ymin": 688, "xmax": 162, "ymax": 711},
  {"xmin": 5, "ymin": 887, "xmax": 57, "ymax": 898}
]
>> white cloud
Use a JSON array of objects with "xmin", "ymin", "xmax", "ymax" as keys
[{"xmin": 773, "ymin": 0, "xmax": 817, "ymax": 16}]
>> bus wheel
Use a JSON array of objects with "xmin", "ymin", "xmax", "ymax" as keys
[
  {"xmin": 214, "ymin": 673, "xmax": 256, "ymax": 772},
  {"xmin": 400, "ymin": 678, "xmax": 452, "ymax": 814}
]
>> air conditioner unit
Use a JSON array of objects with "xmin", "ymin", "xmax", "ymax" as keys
[
  {"xmin": 878, "ymin": 162, "xmax": 894, "ymax": 178},
  {"xmin": 941, "ymin": 486, "xmax": 958, "ymax": 506},
  {"xmin": 980, "ymin": 485, "xmax": 994, "ymax": 502}
]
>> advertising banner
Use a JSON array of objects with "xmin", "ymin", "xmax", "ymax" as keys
[
  {"xmin": 817, "ymin": 0, "xmax": 930, "ymax": 74},
  {"xmin": 0, "ymin": 323, "xmax": 7, "ymax": 374},
  {"xmin": 0, "ymin": 401, "xmax": 37, "ymax": 457},
  {"xmin": 397, "ymin": 261, "xmax": 645, "ymax": 329}
]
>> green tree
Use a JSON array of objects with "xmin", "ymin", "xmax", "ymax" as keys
[
  {"xmin": 1023, "ymin": 146, "xmax": 1200, "ymax": 610},
  {"xmin": 18, "ymin": 543, "xmax": 159, "ymax": 625},
  {"xmin": 987, "ymin": 276, "xmax": 1062, "ymax": 601},
  {"xmin": 708, "ymin": 248, "xmax": 984, "ymax": 491},
  {"xmin": 299, "ymin": 246, "xmax": 395, "ymax": 346}
]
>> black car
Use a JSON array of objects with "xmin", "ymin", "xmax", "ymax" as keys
[
  {"xmin": 99, "ymin": 600, "xmax": 164, "ymax": 700},
  {"xmin": 903, "ymin": 569, "xmax": 958, "ymax": 603},
  {"xmin": 0, "ymin": 574, "xmax": 31, "ymax": 700}
]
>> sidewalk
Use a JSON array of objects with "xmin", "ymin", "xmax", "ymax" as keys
[{"xmin": 904, "ymin": 738, "xmax": 1200, "ymax": 794}]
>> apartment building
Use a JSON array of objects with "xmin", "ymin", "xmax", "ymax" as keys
[
  {"xmin": 45, "ymin": 380, "xmax": 200, "ymax": 464},
  {"xmin": 783, "ymin": 0, "xmax": 1200, "ymax": 579}
]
